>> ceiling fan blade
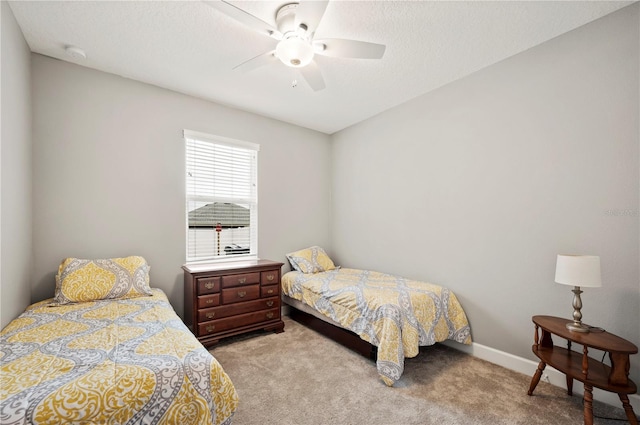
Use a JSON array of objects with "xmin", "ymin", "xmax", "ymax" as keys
[
  {"xmin": 233, "ymin": 50, "xmax": 277, "ymax": 73},
  {"xmin": 314, "ymin": 38, "xmax": 386, "ymax": 59},
  {"xmin": 204, "ymin": 0, "xmax": 281, "ymax": 39},
  {"xmin": 299, "ymin": 60, "xmax": 325, "ymax": 91},
  {"xmin": 295, "ymin": 0, "xmax": 329, "ymax": 36}
]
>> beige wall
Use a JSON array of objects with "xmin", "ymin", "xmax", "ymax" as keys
[
  {"xmin": 331, "ymin": 4, "xmax": 639, "ymax": 382},
  {"xmin": 31, "ymin": 55, "xmax": 332, "ymax": 316},
  {"xmin": 1, "ymin": 2, "xmax": 33, "ymax": 328}
]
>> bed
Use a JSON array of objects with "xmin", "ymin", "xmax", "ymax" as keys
[
  {"xmin": 0, "ymin": 256, "xmax": 238, "ymax": 425},
  {"xmin": 282, "ymin": 246, "xmax": 472, "ymax": 387}
]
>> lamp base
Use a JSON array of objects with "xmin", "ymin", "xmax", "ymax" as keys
[
  {"xmin": 566, "ymin": 322, "xmax": 590, "ymax": 333},
  {"xmin": 566, "ymin": 285, "xmax": 591, "ymax": 333}
]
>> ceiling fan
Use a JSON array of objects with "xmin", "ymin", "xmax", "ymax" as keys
[{"xmin": 204, "ymin": 0, "xmax": 386, "ymax": 91}]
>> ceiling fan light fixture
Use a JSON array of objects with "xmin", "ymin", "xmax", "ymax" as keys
[{"xmin": 275, "ymin": 36, "xmax": 314, "ymax": 68}]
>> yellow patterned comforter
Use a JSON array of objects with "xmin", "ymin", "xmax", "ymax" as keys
[
  {"xmin": 0, "ymin": 289, "xmax": 238, "ymax": 425},
  {"xmin": 282, "ymin": 268, "xmax": 472, "ymax": 386}
]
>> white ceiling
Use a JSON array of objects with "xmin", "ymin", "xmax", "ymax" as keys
[{"xmin": 8, "ymin": 0, "xmax": 634, "ymax": 134}]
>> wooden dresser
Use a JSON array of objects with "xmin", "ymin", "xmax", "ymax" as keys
[{"xmin": 183, "ymin": 259, "xmax": 285, "ymax": 347}]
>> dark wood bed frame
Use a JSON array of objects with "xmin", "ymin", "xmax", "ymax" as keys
[{"xmin": 287, "ymin": 305, "xmax": 378, "ymax": 361}]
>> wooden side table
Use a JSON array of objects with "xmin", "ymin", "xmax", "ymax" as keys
[{"xmin": 527, "ymin": 315, "xmax": 638, "ymax": 425}]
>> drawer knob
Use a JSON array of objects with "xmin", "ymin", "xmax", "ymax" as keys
[
  {"xmin": 206, "ymin": 312, "xmax": 215, "ymax": 319},
  {"xmin": 267, "ymin": 289, "xmax": 274, "ymax": 294},
  {"xmin": 266, "ymin": 312, "xmax": 274, "ymax": 319},
  {"xmin": 237, "ymin": 291, "xmax": 247, "ymax": 298},
  {"xmin": 266, "ymin": 301, "xmax": 274, "ymax": 307},
  {"xmin": 205, "ymin": 282, "xmax": 215, "ymax": 289},
  {"xmin": 205, "ymin": 299, "xmax": 214, "ymax": 305},
  {"xmin": 238, "ymin": 277, "xmax": 246, "ymax": 284},
  {"xmin": 267, "ymin": 275, "xmax": 274, "ymax": 281},
  {"xmin": 206, "ymin": 325, "xmax": 216, "ymax": 333}
]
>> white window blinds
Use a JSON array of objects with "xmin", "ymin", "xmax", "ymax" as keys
[{"xmin": 184, "ymin": 130, "xmax": 259, "ymax": 262}]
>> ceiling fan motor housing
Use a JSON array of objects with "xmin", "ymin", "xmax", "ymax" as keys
[{"xmin": 275, "ymin": 3, "xmax": 299, "ymax": 34}]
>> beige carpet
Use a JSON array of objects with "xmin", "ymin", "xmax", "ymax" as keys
[{"xmin": 210, "ymin": 316, "xmax": 635, "ymax": 425}]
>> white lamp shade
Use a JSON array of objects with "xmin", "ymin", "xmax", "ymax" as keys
[
  {"xmin": 275, "ymin": 37, "xmax": 314, "ymax": 68},
  {"xmin": 555, "ymin": 255, "xmax": 602, "ymax": 288}
]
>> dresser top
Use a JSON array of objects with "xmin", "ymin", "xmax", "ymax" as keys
[{"xmin": 182, "ymin": 259, "xmax": 283, "ymax": 274}]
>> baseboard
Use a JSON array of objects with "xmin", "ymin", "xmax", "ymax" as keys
[{"xmin": 442, "ymin": 340, "xmax": 640, "ymax": 412}]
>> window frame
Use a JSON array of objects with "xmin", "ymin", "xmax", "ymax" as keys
[{"xmin": 184, "ymin": 129, "xmax": 259, "ymax": 263}]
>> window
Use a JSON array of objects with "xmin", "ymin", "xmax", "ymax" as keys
[{"xmin": 184, "ymin": 130, "xmax": 259, "ymax": 262}]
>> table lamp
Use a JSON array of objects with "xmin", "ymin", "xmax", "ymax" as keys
[{"xmin": 555, "ymin": 254, "xmax": 601, "ymax": 333}]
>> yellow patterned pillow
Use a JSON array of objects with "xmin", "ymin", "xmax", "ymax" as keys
[
  {"xmin": 286, "ymin": 246, "xmax": 337, "ymax": 274},
  {"xmin": 54, "ymin": 256, "xmax": 152, "ymax": 305}
]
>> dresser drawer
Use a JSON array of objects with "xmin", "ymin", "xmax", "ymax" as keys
[
  {"xmin": 198, "ymin": 308, "xmax": 219, "ymax": 322},
  {"xmin": 197, "ymin": 277, "xmax": 220, "ymax": 295},
  {"xmin": 261, "ymin": 284, "xmax": 279, "ymax": 298},
  {"xmin": 261, "ymin": 270, "xmax": 279, "ymax": 285},
  {"xmin": 197, "ymin": 308, "xmax": 281, "ymax": 336},
  {"xmin": 198, "ymin": 297, "xmax": 279, "ymax": 322},
  {"xmin": 222, "ymin": 272, "xmax": 260, "ymax": 288},
  {"xmin": 221, "ymin": 284, "xmax": 260, "ymax": 304},
  {"xmin": 197, "ymin": 293, "xmax": 220, "ymax": 309}
]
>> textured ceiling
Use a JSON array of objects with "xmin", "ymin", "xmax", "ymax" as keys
[{"xmin": 8, "ymin": 0, "xmax": 634, "ymax": 134}]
